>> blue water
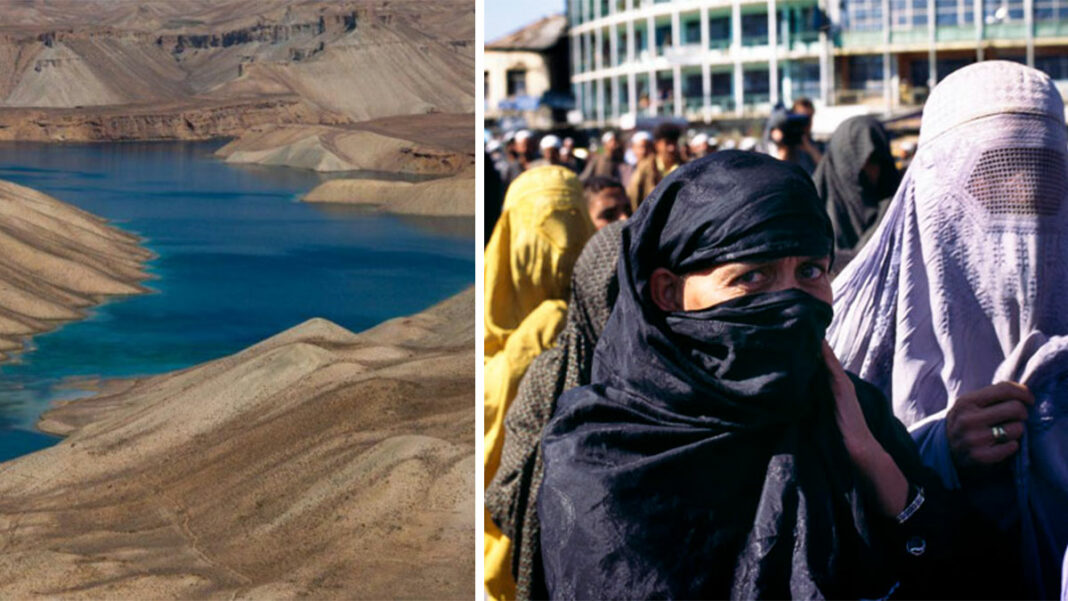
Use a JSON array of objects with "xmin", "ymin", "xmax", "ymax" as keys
[{"xmin": 0, "ymin": 141, "xmax": 473, "ymax": 461}]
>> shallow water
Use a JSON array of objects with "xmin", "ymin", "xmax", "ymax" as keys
[{"xmin": 0, "ymin": 141, "xmax": 473, "ymax": 461}]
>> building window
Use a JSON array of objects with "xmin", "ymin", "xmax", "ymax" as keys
[
  {"xmin": 656, "ymin": 24, "xmax": 673, "ymax": 51},
  {"xmin": 984, "ymin": 0, "xmax": 1024, "ymax": 21},
  {"xmin": 911, "ymin": 0, "xmax": 928, "ymax": 25},
  {"xmin": 1037, "ymin": 55, "xmax": 1068, "ymax": 80},
  {"xmin": 908, "ymin": 58, "xmax": 976, "ymax": 87},
  {"xmin": 656, "ymin": 73, "xmax": 674, "ymax": 101},
  {"xmin": 684, "ymin": 18, "xmax": 701, "ymax": 44},
  {"xmin": 848, "ymin": 55, "xmax": 885, "ymax": 91},
  {"xmin": 685, "ymin": 73, "xmax": 703, "ymax": 98},
  {"xmin": 712, "ymin": 72, "xmax": 733, "ymax": 97},
  {"xmin": 936, "ymin": 0, "xmax": 959, "ymax": 25},
  {"xmin": 842, "ymin": 0, "xmax": 883, "ymax": 30},
  {"xmin": 709, "ymin": 16, "xmax": 731, "ymax": 45},
  {"xmin": 1033, "ymin": 0, "xmax": 1068, "ymax": 19},
  {"xmin": 744, "ymin": 69, "xmax": 770, "ymax": 95},
  {"xmin": 742, "ymin": 13, "xmax": 769, "ymax": 44},
  {"xmin": 891, "ymin": 0, "xmax": 910, "ymax": 27},
  {"xmin": 790, "ymin": 6, "xmax": 820, "ymax": 37},
  {"xmin": 792, "ymin": 61, "xmax": 821, "ymax": 98},
  {"xmin": 507, "ymin": 69, "xmax": 527, "ymax": 97}
]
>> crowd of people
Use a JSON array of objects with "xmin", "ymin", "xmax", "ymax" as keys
[{"xmin": 484, "ymin": 60, "xmax": 1068, "ymax": 600}]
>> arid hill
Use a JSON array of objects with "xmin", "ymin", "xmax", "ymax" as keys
[
  {"xmin": 304, "ymin": 175, "xmax": 475, "ymax": 217},
  {"xmin": 0, "ymin": 0, "xmax": 474, "ymax": 141},
  {"xmin": 0, "ymin": 179, "xmax": 151, "ymax": 363},
  {"xmin": 215, "ymin": 121, "xmax": 474, "ymax": 175},
  {"xmin": 0, "ymin": 287, "xmax": 475, "ymax": 599}
]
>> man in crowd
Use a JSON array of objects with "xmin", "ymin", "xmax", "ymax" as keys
[
  {"xmin": 580, "ymin": 131, "xmax": 625, "ymax": 183},
  {"xmin": 688, "ymin": 133, "xmax": 712, "ymax": 159},
  {"xmin": 582, "ymin": 176, "xmax": 630, "ymax": 230},
  {"xmin": 530, "ymin": 135, "xmax": 568, "ymax": 169},
  {"xmin": 792, "ymin": 97, "xmax": 824, "ymax": 166},
  {"xmin": 560, "ymin": 137, "xmax": 583, "ymax": 173},
  {"xmin": 494, "ymin": 132, "xmax": 523, "ymax": 191},
  {"xmin": 626, "ymin": 122, "xmax": 684, "ymax": 211},
  {"xmin": 514, "ymin": 129, "xmax": 536, "ymax": 170},
  {"xmin": 618, "ymin": 130, "xmax": 651, "ymax": 188},
  {"xmin": 766, "ymin": 106, "xmax": 820, "ymax": 175}
]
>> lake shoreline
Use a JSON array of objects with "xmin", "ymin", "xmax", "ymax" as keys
[{"xmin": 0, "ymin": 141, "xmax": 473, "ymax": 462}]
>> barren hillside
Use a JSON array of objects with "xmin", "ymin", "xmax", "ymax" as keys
[
  {"xmin": 0, "ymin": 0, "xmax": 474, "ymax": 141},
  {"xmin": 0, "ymin": 178, "xmax": 151, "ymax": 363},
  {"xmin": 0, "ymin": 287, "xmax": 475, "ymax": 599}
]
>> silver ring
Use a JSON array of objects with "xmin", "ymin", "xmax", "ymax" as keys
[{"xmin": 992, "ymin": 425, "xmax": 1009, "ymax": 444}]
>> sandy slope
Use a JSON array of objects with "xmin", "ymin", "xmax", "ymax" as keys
[
  {"xmin": 0, "ymin": 288, "xmax": 475, "ymax": 599},
  {"xmin": 215, "ymin": 121, "xmax": 474, "ymax": 175},
  {"xmin": 0, "ymin": 179, "xmax": 151, "ymax": 362},
  {"xmin": 304, "ymin": 176, "xmax": 475, "ymax": 217}
]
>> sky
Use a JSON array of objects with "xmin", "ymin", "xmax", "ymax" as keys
[{"xmin": 485, "ymin": 0, "xmax": 567, "ymax": 43}]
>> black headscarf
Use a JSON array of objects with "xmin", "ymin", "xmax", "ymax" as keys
[
  {"xmin": 813, "ymin": 115, "xmax": 900, "ymax": 261},
  {"xmin": 538, "ymin": 151, "xmax": 908, "ymax": 600}
]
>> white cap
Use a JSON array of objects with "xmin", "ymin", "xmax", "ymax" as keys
[
  {"xmin": 689, "ymin": 133, "xmax": 709, "ymax": 147},
  {"xmin": 631, "ymin": 131, "xmax": 652, "ymax": 144},
  {"xmin": 739, "ymin": 136, "xmax": 758, "ymax": 151},
  {"xmin": 539, "ymin": 134, "xmax": 562, "ymax": 150},
  {"xmin": 602, "ymin": 131, "xmax": 617, "ymax": 144},
  {"xmin": 708, "ymin": 136, "xmax": 720, "ymax": 146},
  {"xmin": 721, "ymin": 139, "xmax": 737, "ymax": 150},
  {"xmin": 486, "ymin": 140, "xmax": 501, "ymax": 153},
  {"xmin": 515, "ymin": 129, "xmax": 533, "ymax": 141}
]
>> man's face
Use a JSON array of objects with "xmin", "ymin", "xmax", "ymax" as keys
[
  {"xmin": 793, "ymin": 106, "xmax": 815, "ymax": 135},
  {"xmin": 516, "ymin": 138, "xmax": 532, "ymax": 158},
  {"xmin": 561, "ymin": 139, "xmax": 574, "ymax": 158},
  {"xmin": 605, "ymin": 137, "xmax": 621, "ymax": 158},
  {"xmin": 656, "ymin": 137, "xmax": 680, "ymax": 164},
  {"xmin": 587, "ymin": 187, "xmax": 630, "ymax": 230},
  {"xmin": 633, "ymin": 140, "xmax": 652, "ymax": 161},
  {"xmin": 544, "ymin": 147, "xmax": 561, "ymax": 164}
]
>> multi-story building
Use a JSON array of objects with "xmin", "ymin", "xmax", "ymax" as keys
[{"xmin": 568, "ymin": 0, "xmax": 1068, "ymax": 125}]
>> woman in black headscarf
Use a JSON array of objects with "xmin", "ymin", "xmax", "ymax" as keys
[
  {"xmin": 813, "ymin": 115, "xmax": 900, "ymax": 267},
  {"xmin": 538, "ymin": 152, "xmax": 967, "ymax": 600}
]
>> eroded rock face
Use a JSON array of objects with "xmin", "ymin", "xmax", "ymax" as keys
[
  {"xmin": 0, "ymin": 288, "xmax": 475, "ymax": 599},
  {"xmin": 0, "ymin": 98, "xmax": 349, "ymax": 142},
  {"xmin": 0, "ymin": 0, "xmax": 474, "ymax": 141}
]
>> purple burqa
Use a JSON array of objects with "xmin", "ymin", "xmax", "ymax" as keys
[{"xmin": 828, "ymin": 61, "xmax": 1068, "ymax": 598}]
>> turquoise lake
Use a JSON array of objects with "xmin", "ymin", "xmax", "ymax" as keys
[{"xmin": 0, "ymin": 141, "xmax": 474, "ymax": 461}]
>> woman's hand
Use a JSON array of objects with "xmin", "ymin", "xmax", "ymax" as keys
[
  {"xmin": 823, "ymin": 341, "xmax": 909, "ymax": 517},
  {"xmin": 947, "ymin": 382, "xmax": 1033, "ymax": 470},
  {"xmin": 823, "ymin": 341, "xmax": 878, "ymax": 458}
]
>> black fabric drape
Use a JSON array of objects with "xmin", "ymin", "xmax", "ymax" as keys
[
  {"xmin": 538, "ymin": 152, "xmax": 933, "ymax": 600},
  {"xmin": 813, "ymin": 115, "xmax": 900, "ymax": 261}
]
